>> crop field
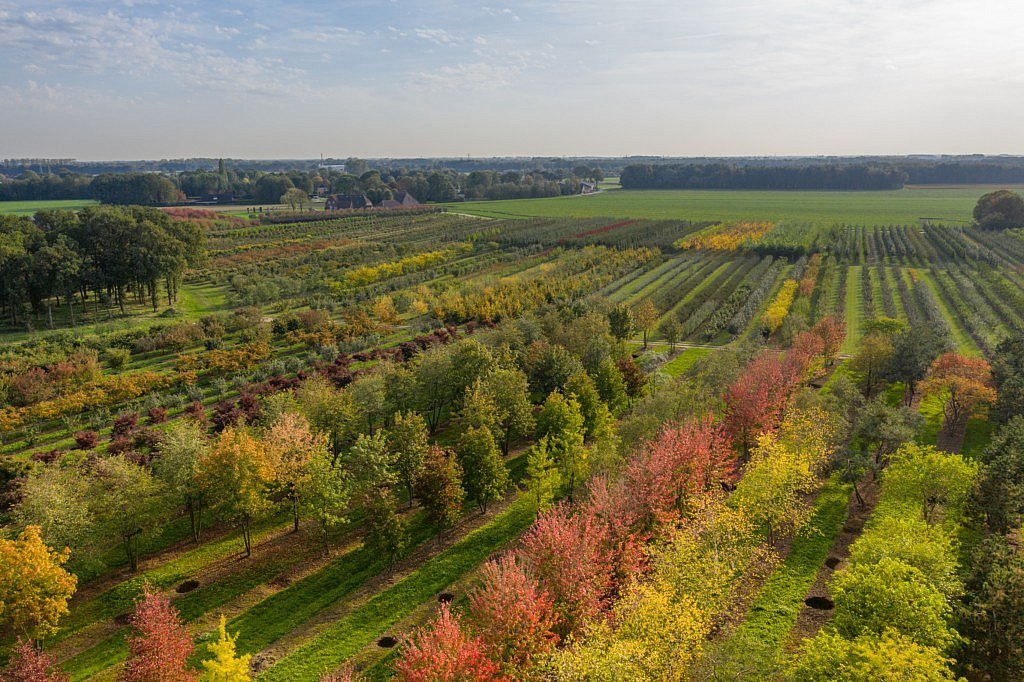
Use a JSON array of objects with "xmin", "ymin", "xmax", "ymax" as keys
[
  {"xmin": 0, "ymin": 194, "xmax": 1019, "ymax": 681},
  {"xmin": 0, "ymin": 199, "xmax": 100, "ymax": 215},
  {"xmin": 437, "ymin": 186, "xmax": 1018, "ymax": 224}
]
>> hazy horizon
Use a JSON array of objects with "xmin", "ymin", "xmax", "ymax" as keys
[{"xmin": 4, "ymin": 0, "xmax": 1024, "ymax": 160}]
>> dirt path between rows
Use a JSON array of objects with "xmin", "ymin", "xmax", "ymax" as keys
[{"xmin": 785, "ymin": 475, "xmax": 881, "ymax": 650}]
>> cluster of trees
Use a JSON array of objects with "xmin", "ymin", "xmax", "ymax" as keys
[
  {"xmin": 956, "ymin": 332, "xmax": 1024, "ymax": 680},
  {"xmin": 847, "ymin": 316, "xmax": 995, "ymax": 436},
  {"xmin": 973, "ymin": 189, "xmax": 1024, "ymax": 230},
  {"xmin": 4, "ymin": 303, "xmax": 641, "ymax": 594},
  {"xmin": 387, "ymin": 321, "xmax": 844, "ymax": 680},
  {"xmin": 0, "ymin": 206, "xmax": 205, "ymax": 326},
  {"xmin": 0, "ymin": 158, "xmax": 603, "ymax": 207},
  {"xmin": 620, "ymin": 163, "xmax": 907, "ymax": 190}
]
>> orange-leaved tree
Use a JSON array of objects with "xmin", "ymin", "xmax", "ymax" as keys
[{"xmin": 920, "ymin": 353, "xmax": 996, "ymax": 435}]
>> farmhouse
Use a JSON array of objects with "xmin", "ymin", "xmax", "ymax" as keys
[
  {"xmin": 326, "ymin": 193, "xmax": 373, "ymax": 210},
  {"xmin": 379, "ymin": 191, "xmax": 421, "ymax": 209}
]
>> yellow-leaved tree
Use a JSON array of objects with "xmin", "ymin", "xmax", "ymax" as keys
[
  {"xmin": 0, "ymin": 525, "xmax": 77, "ymax": 638},
  {"xmin": 202, "ymin": 615, "xmax": 252, "ymax": 681}
]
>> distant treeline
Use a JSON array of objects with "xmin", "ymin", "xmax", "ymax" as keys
[
  {"xmin": 0, "ymin": 162, "xmax": 604, "ymax": 206},
  {"xmin": 621, "ymin": 164, "xmax": 906, "ymax": 190},
  {"xmin": 622, "ymin": 160, "xmax": 1024, "ymax": 191}
]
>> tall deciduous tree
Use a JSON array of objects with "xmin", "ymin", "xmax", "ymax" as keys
[
  {"xmin": 810, "ymin": 315, "xmax": 846, "ymax": 367},
  {"xmin": 197, "ymin": 427, "xmax": 273, "ymax": 557},
  {"xmin": 456, "ymin": 426, "xmax": 508, "ymax": 512},
  {"xmin": 849, "ymin": 332, "xmax": 894, "ymax": 398},
  {"xmin": 518, "ymin": 504, "xmax": 613, "ymax": 636},
  {"xmin": 154, "ymin": 420, "xmax": 208, "ymax": 543},
  {"xmin": 468, "ymin": 555, "xmax": 559, "ymax": 672},
  {"xmin": 525, "ymin": 438, "xmax": 560, "ymax": 512},
  {"xmin": 632, "ymin": 299, "xmax": 659, "ymax": 349},
  {"xmin": 607, "ymin": 305, "xmax": 634, "ymax": 341},
  {"xmin": 415, "ymin": 445, "xmax": 464, "ymax": 531},
  {"xmin": 830, "ymin": 557, "xmax": 954, "ymax": 651},
  {"xmin": 722, "ymin": 351, "xmax": 797, "ymax": 457},
  {"xmin": 364, "ymin": 488, "xmax": 407, "ymax": 565},
  {"xmin": 791, "ymin": 631, "xmax": 957, "ymax": 682},
  {"xmin": 920, "ymin": 353, "xmax": 996, "ymax": 435},
  {"xmin": 883, "ymin": 443, "xmax": 978, "ymax": 525},
  {"xmin": 264, "ymin": 412, "xmax": 326, "ymax": 532},
  {"xmin": 89, "ymin": 456, "xmax": 165, "ymax": 571},
  {"xmin": 386, "ymin": 412, "xmax": 430, "ymax": 505},
  {"xmin": 1, "ymin": 640, "xmax": 69, "ymax": 682},
  {"xmin": 536, "ymin": 391, "xmax": 587, "ymax": 500},
  {"xmin": 478, "ymin": 369, "xmax": 535, "ymax": 456}
]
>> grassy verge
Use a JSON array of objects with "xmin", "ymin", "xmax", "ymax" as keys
[{"xmin": 259, "ymin": 497, "xmax": 537, "ymax": 681}]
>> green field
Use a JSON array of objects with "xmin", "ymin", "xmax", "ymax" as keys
[
  {"xmin": 440, "ymin": 187, "xmax": 1003, "ymax": 224},
  {"xmin": 0, "ymin": 199, "xmax": 100, "ymax": 215}
]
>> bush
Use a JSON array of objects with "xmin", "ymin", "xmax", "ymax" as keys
[
  {"xmin": 111, "ymin": 412, "xmax": 139, "ymax": 437},
  {"xmin": 146, "ymin": 407, "xmax": 168, "ymax": 424},
  {"xmin": 74, "ymin": 430, "xmax": 100, "ymax": 449},
  {"xmin": 105, "ymin": 347, "xmax": 131, "ymax": 370}
]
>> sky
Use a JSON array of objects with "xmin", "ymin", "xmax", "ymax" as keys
[{"xmin": 2, "ymin": 0, "xmax": 1024, "ymax": 160}]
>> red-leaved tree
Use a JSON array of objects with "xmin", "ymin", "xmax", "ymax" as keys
[
  {"xmin": 621, "ymin": 414, "xmax": 735, "ymax": 529},
  {"xmin": 2, "ymin": 640, "xmax": 68, "ymax": 682},
  {"xmin": 467, "ymin": 555, "xmax": 560, "ymax": 671},
  {"xmin": 581, "ymin": 475, "xmax": 646, "ymax": 594},
  {"xmin": 393, "ymin": 604, "xmax": 505, "ymax": 682},
  {"xmin": 121, "ymin": 585, "xmax": 196, "ymax": 682},
  {"xmin": 517, "ymin": 503, "xmax": 613, "ymax": 636},
  {"xmin": 723, "ymin": 351, "xmax": 799, "ymax": 456}
]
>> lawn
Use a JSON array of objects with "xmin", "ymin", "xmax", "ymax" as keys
[
  {"xmin": 439, "ymin": 187, "xmax": 993, "ymax": 225},
  {"xmin": 0, "ymin": 199, "xmax": 99, "ymax": 215}
]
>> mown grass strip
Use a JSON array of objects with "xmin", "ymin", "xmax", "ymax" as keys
[
  {"xmin": 661, "ymin": 348, "xmax": 711, "ymax": 378},
  {"xmin": 725, "ymin": 477, "xmax": 851, "ymax": 656},
  {"xmin": 259, "ymin": 498, "xmax": 537, "ymax": 682}
]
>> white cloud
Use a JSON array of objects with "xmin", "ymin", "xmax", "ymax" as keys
[{"xmin": 414, "ymin": 26, "xmax": 461, "ymax": 47}]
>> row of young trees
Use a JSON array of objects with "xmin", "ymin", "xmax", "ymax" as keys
[
  {"xmin": 0, "ymin": 206, "xmax": 205, "ymax": 326},
  {"xmin": 0, "ymin": 305, "xmax": 643, "ymax": 652}
]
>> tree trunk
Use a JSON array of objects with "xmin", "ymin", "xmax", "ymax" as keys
[
  {"xmin": 187, "ymin": 498, "xmax": 201, "ymax": 543},
  {"xmin": 241, "ymin": 518, "xmax": 252, "ymax": 557},
  {"xmin": 293, "ymin": 499, "xmax": 300, "ymax": 533}
]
